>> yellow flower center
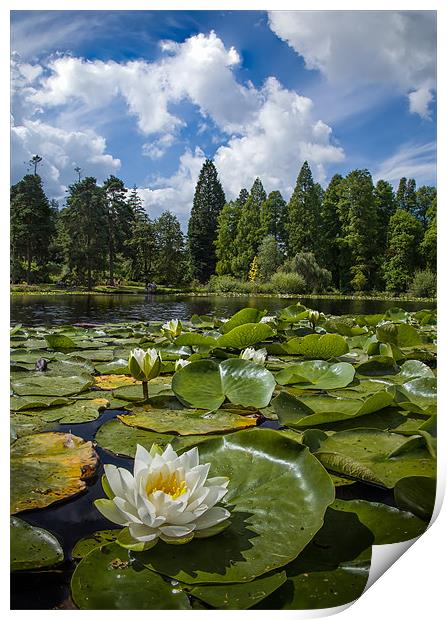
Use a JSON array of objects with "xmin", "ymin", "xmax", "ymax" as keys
[{"xmin": 146, "ymin": 471, "xmax": 187, "ymax": 499}]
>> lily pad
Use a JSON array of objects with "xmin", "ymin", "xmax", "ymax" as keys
[
  {"xmin": 279, "ymin": 304, "xmax": 308, "ymax": 322},
  {"xmin": 216, "ymin": 323, "xmax": 274, "ymax": 349},
  {"xmin": 94, "ymin": 374, "xmax": 138, "ymax": 390},
  {"xmin": 45, "ymin": 334, "xmax": 77, "ymax": 349},
  {"xmin": 220, "ymin": 308, "xmax": 266, "ymax": 333},
  {"xmin": 396, "ymin": 377, "xmax": 436, "ymax": 414},
  {"xmin": 19, "ymin": 398, "xmax": 108, "ymax": 424},
  {"xmin": 11, "ymin": 374, "xmax": 93, "ymax": 397},
  {"xmin": 72, "ymin": 530, "xmax": 120, "ymax": 559},
  {"xmin": 11, "ymin": 517, "xmax": 64, "ymax": 571},
  {"xmin": 331, "ymin": 499, "xmax": 427, "ymax": 543},
  {"xmin": 284, "ymin": 333, "xmax": 349, "ymax": 359},
  {"xmin": 315, "ymin": 429, "xmax": 436, "ymax": 488},
  {"xmin": 118, "ymin": 406, "xmax": 258, "ymax": 435},
  {"xmin": 172, "ymin": 359, "xmax": 276, "ymax": 410},
  {"xmin": 377, "ymin": 323, "xmax": 422, "ymax": 347},
  {"xmin": 10, "ymin": 395, "xmax": 73, "ymax": 412},
  {"xmin": 71, "ymin": 542, "xmax": 192, "ymax": 609},
  {"xmin": 134, "ymin": 429, "xmax": 335, "ymax": 584},
  {"xmin": 394, "ymin": 476, "xmax": 436, "ymax": 521},
  {"xmin": 11, "ymin": 432, "xmax": 99, "ymax": 513},
  {"xmin": 275, "ymin": 361, "xmax": 355, "ymax": 389}
]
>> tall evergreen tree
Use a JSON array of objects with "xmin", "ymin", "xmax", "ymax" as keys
[
  {"xmin": 187, "ymin": 159, "xmax": 226, "ymax": 282},
  {"xmin": 153, "ymin": 211, "xmax": 186, "ymax": 285},
  {"xmin": 286, "ymin": 161, "xmax": 321, "ymax": 257},
  {"xmin": 215, "ymin": 200, "xmax": 240, "ymax": 276},
  {"xmin": 10, "ymin": 174, "xmax": 56, "ymax": 283},
  {"xmin": 404, "ymin": 178, "xmax": 417, "ymax": 216},
  {"xmin": 396, "ymin": 177, "xmax": 407, "ymax": 210},
  {"xmin": 126, "ymin": 186, "xmax": 156, "ymax": 283},
  {"xmin": 257, "ymin": 235, "xmax": 284, "ymax": 281},
  {"xmin": 416, "ymin": 185, "xmax": 437, "ymax": 225},
  {"xmin": 374, "ymin": 179, "xmax": 397, "ymax": 283},
  {"xmin": 232, "ymin": 178, "xmax": 267, "ymax": 278},
  {"xmin": 420, "ymin": 195, "xmax": 436, "ymax": 271},
  {"xmin": 103, "ymin": 175, "xmax": 134, "ymax": 284},
  {"xmin": 260, "ymin": 190, "xmax": 287, "ymax": 244},
  {"xmin": 320, "ymin": 174, "xmax": 344, "ymax": 288},
  {"xmin": 383, "ymin": 209, "xmax": 423, "ymax": 292},
  {"xmin": 337, "ymin": 170, "xmax": 379, "ymax": 291},
  {"xmin": 60, "ymin": 177, "xmax": 107, "ymax": 288}
]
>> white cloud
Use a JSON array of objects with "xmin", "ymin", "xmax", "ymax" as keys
[
  {"xmin": 408, "ymin": 87, "xmax": 434, "ymax": 120},
  {"xmin": 374, "ymin": 142, "xmax": 436, "ymax": 186},
  {"xmin": 142, "ymin": 134, "xmax": 176, "ymax": 160},
  {"xmin": 268, "ymin": 10, "xmax": 436, "ymax": 118},
  {"xmin": 11, "ymin": 119, "xmax": 121, "ymax": 199}
]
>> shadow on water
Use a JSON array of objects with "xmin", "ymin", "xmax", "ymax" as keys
[{"xmin": 10, "ymin": 293, "xmax": 435, "ymax": 326}]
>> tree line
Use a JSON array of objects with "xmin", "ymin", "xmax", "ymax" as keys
[{"xmin": 10, "ymin": 157, "xmax": 436, "ymax": 295}]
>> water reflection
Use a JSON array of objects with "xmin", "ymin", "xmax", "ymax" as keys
[{"xmin": 11, "ymin": 293, "xmax": 435, "ymax": 326}]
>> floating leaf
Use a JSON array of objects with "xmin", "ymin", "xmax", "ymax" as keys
[
  {"xmin": 72, "ymin": 530, "xmax": 120, "ymax": 559},
  {"xmin": 216, "ymin": 323, "xmax": 274, "ymax": 349},
  {"xmin": 275, "ymin": 361, "xmax": 355, "ymax": 389},
  {"xmin": 377, "ymin": 323, "xmax": 422, "ymax": 347},
  {"xmin": 11, "ymin": 374, "xmax": 93, "ymax": 397},
  {"xmin": 10, "ymin": 395, "xmax": 73, "ymax": 412},
  {"xmin": 45, "ymin": 334, "xmax": 77, "ymax": 349},
  {"xmin": 284, "ymin": 333, "xmax": 349, "ymax": 359},
  {"xmin": 279, "ymin": 304, "xmax": 308, "ymax": 323},
  {"xmin": 134, "ymin": 429, "xmax": 335, "ymax": 584},
  {"xmin": 394, "ymin": 476, "xmax": 436, "ymax": 521},
  {"xmin": 71, "ymin": 542, "xmax": 192, "ymax": 610},
  {"xmin": 118, "ymin": 406, "xmax": 257, "ymax": 435},
  {"xmin": 11, "ymin": 432, "xmax": 99, "ymax": 513},
  {"xmin": 11, "ymin": 517, "xmax": 64, "ymax": 571},
  {"xmin": 220, "ymin": 308, "xmax": 266, "ymax": 333},
  {"xmin": 94, "ymin": 374, "xmax": 138, "ymax": 390}
]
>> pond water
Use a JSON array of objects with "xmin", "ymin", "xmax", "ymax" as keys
[{"xmin": 10, "ymin": 293, "xmax": 435, "ymax": 326}]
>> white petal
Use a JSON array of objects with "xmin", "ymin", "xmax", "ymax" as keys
[
  {"xmin": 128, "ymin": 523, "xmax": 159, "ymax": 542},
  {"xmin": 95, "ymin": 499, "xmax": 129, "ymax": 526},
  {"xmin": 104, "ymin": 464, "xmax": 135, "ymax": 503},
  {"xmin": 201, "ymin": 485, "xmax": 228, "ymax": 509},
  {"xmin": 194, "ymin": 507, "xmax": 230, "ymax": 530},
  {"xmin": 159, "ymin": 524, "xmax": 196, "ymax": 538},
  {"xmin": 134, "ymin": 444, "xmax": 152, "ymax": 478},
  {"xmin": 206, "ymin": 477, "xmax": 229, "ymax": 488},
  {"xmin": 113, "ymin": 497, "xmax": 141, "ymax": 523},
  {"xmin": 162, "ymin": 444, "xmax": 179, "ymax": 463}
]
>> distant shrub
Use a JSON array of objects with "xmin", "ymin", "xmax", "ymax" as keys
[
  {"xmin": 207, "ymin": 275, "xmax": 252, "ymax": 293},
  {"xmin": 282, "ymin": 251, "xmax": 331, "ymax": 293},
  {"xmin": 270, "ymin": 271, "xmax": 306, "ymax": 294},
  {"xmin": 409, "ymin": 270, "xmax": 437, "ymax": 298}
]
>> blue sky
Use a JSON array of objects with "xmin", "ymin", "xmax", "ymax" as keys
[{"xmin": 11, "ymin": 10, "xmax": 436, "ymax": 226}]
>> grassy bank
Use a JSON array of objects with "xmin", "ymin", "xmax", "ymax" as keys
[{"xmin": 10, "ymin": 283, "xmax": 435, "ymax": 304}]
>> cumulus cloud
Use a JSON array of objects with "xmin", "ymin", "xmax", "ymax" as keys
[
  {"xmin": 268, "ymin": 10, "xmax": 436, "ymax": 118},
  {"xmin": 12, "ymin": 30, "xmax": 345, "ymax": 218},
  {"xmin": 374, "ymin": 142, "xmax": 436, "ymax": 186},
  {"xmin": 11, "ymin": 119, "xmax": 121, "ymax": 199}
]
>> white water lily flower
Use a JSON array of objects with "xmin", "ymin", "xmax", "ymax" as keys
[
  {"xmin": 240, "ymin": 347, "xmax": 267, "ymax": 365},
  {"xmin": 260, "ymin": 316, "xmax": 275, "ymax": 323},
  {"xmin": 162, "ymin": 319, "xmax": 182, "ymax": 337},
  {"xmin": 128, "ymin": 347, "xmax": 161, "ymax": 382},
  {"xmin": 95, "ymin": 444, "xmax": 230, "ymax": 549},
  {"xmin": 175, "ymin": 358, "xmax": 191, "ymax": 370}
]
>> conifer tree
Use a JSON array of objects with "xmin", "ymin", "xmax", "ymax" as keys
[
  {"xmin": 260, "ymin": 190, "xmax": 287, "ymax": 244},
  {"xmin": 320, "ymin": 174, "xmax": 344, "ymax": 288},
  {"xmin": 383, "ymin": 209, "xmax": 423, "ymax": 292},
  {"xmin": 232, "ymin": 178, "xmax": 267, "ymax": 278},
  {"xmin": 10, "ymin": 174, "xmax": 56, "ymax": 283},
  {"xmin": 126, "ymin": 186, "xmax": 156, "ymax": 283},
  {"xmin": 286, "ymin": 161, "xmax": 321, "ymax": 257},
  {"xmin": 187, "ymin": 159, "xmax": 226, "ymax": 282},
  {"xmin": 420, "ymin": 195, "xmax": 436, "ymax": 271},
  {"xmin": 60, "ymin": 177, "xmax": 108, "ymax": 289},
  {"xmin": 396, "ymin": 177, "xmax": 407, "ymax": 210},
  {"xmin": 416, "ymin": 186, "xmax": 437, "ymax": 225},
  {"xmin": 154, "ymin": 211, "xmax": 186, "ymax": 285},
  {"xmin": 103, "ymin": 175, "xmax": 134, "ymax": 284}
]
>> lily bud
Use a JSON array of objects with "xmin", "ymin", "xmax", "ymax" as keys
[
  {"xmin": 162, "ymin": 319, "xmax": 182, "ymax": 338},
  {"xmin": 175, "ymin": 358, "xmax": 191, "ymax": 371},
  {"xmin": 128, "ymin": 347, "xmax": 161, "ymax": 382},
  {"xmin": 240, "ymin": 347, "xmax": 267, "ymax": 365}
]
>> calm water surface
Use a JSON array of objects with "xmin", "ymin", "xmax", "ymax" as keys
[{"xmin": 10, "ymin": 293, "xmax": 435, "ymax": 326}]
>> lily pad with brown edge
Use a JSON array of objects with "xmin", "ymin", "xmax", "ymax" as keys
[
  {"xmin": 314, "ymin": 429, "xmax": 435, "ymax": 488},
  {"xmin": 72, "ymin": 529, "xmax": 120, "ymax": 559},
  {"xmin": 11, "ymin": 517, "xmax": 64, "ymax": 571},
  {"xmin": 133, "ymin": 429, "xmax": 335, "ymax": 584},
  {"xmin": 10, "ymin": 413, "xmax": 55, "ymax": 438},
  {"xmin": 10, "ymin": 432, "xmax": 99, "ymax": 513},
  {"xmin": 118, "ymin": 406, "xmax": 258, "ymax": 435},
  {"xmin": 94, "ymin": 374, "xmax": 139, "ymax": 390},
  {"xmin": 71, "ymin": 542, "xmax": 192, "ymax": 610}
]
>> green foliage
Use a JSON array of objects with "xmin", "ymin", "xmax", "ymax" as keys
[
  {"xmin": 103, "ymin": 175, "xmax": 134, "ymax": 285},
  {"xmin": 257, "ymin": 235, "xmax": 285, "ymax": 281},
  {"xmin": 233, "ymin": 178, "xmax": 267, "ymax": 277},
  {"xmin": 282, "ymin": 251, "xmax": 331, "ymax": 293},
  {"xmin": 270, "ymin": 271, "xmax": 306, "ymax": 293},
  {"xmin": 319, "ymin": 174, "xmax": 344, "ymax": 285},
  {"xmin": 11, "ymin": 174, "xmax": 56, "ymax": 283},
  {"xmin": 420, "ymin": 196, "xmax": 436, "ymax": 271},
  {"xmin": 286, "ymin": 161, "xmax": 321, "ymax": 256},
  {"xmin": 188, "ymin": 159, "xmax": 226, "ymax": 282},
  {"xmin": 125, "ymin": 186, "xmax": 156, "ymax": 283},
  {"xmin": 153, "ymin": 211, "xmax": 186, "ymax": 285},
  {"xmin": 260, "ymin": 190, "xmax": 287, "ymax": 242},
  {"xmin": 409, "ymin": 270, "xmax": 436, "ymax": 298},
  {"xmin": 383, "ymin": 209, "xmax": 424, "ymax": 292}
]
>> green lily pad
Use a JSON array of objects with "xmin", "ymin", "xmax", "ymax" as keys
[
  {"xmin": 189, "ymin": 571, "xmax": 287, "ymax": 609},
  {"xmin": 394, "ymin": 476, "xmax": 436, "ymax": 521},
  {"xmin": 10, "ymin": 395, "xmax": 73, "ymax": 412},
  {"xmin": 11, "ymin": 517, "xmax": 64, "ymax": 571},
  {"xmin": 118, "ymin": 407, "xmax": 257, "ymax": 435},
  {"xmin": 11, "ymin": 374, "xmax": 93, "ymax": 397},
  {"xmin": 19, "ymin": 398, "xmax": 108, "ymax": 424},
  {"xmin": 273, "ymin": 390, "xmax": 394, "ymax": 427},
  {"xmin": 396, "ymin": 377, "xmax": 436, "ymax": 413},
  {"xmin": 315, "ymin": 429, "xmax": 436, "ymax": 488},
  {"xmin": 279, "ymin": 304, "xmax": 308, "ymax": 323},
  {"xmin": 70, "ymin": 349, "xmax": 115, "ymax": 362},
  {"xmin": 11, "ymin": 432, "xmax": 99, "ymax": 513},
  {"xmin": 71, "ymin": 542, "xmax": 192, "ymax": 609},
  {"xmin": 377, "ymin": 323, "xmax": 422, "ymax": 347},
  {"xmin": 216, "ymin": 323, "xmax": 274, "ymax": 349},
  {"xmin": 72, "ymin": 530, "xmax": 120, "ymax": 559},
  {"xmin": 134, "ymin": 429, "xmax": 335, "ymax": 584},
  {"xmin": 256, "ymin": 506, "xmax": 372, "ymax": 610},
  {"xmin": 284, "ymin": 333, "xmax": 349, "ymax": 359},
  {"xmin": 355, "ymin": 355, "xmax": 398, "ymax": 376},
  {"xmin": 220, "ymin": 308, "xmax": 266, "ymax": 333},
  {"xmin": 172, "ymin": 359, "xmax": 276, "ymax": 410},
  {"xmin": 398, "ymin": 360, "xmax": 434, "ymax": 380},
  {"xmin": 175, "ymin": 332, "xmax": 218, "ymax": 347},
  {"xmin": 331, "ymin": 499, "xmax": 427, "ymax": 543},
  {"xmin": 45, "ymin": 334, "xmax": 77, "ymax": 349},
  {"xmin": 275, "ymin": 361, "xmax": 355, "ymax": 389}
]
